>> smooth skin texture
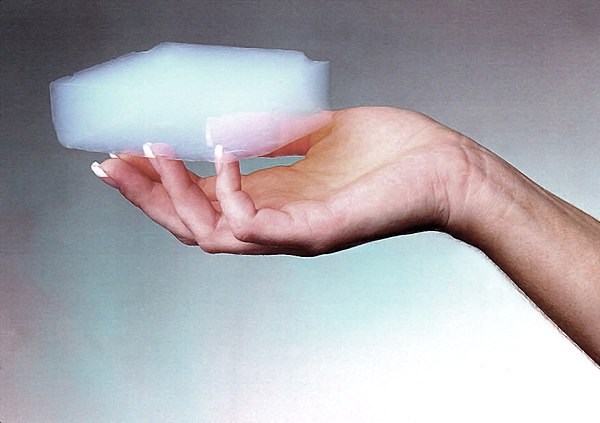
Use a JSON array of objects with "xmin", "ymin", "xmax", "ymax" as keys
[{"xmin": 97, "ymin": 107, "xmax": 600, "ymax": 364}]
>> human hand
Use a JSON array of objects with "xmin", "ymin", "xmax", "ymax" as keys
[{"xmin": 95, "ymin": 107, "xmax": 479, "ymax": 255}]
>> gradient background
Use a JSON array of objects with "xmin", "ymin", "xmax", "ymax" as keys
[{"xmin": 1, "ymin": 1, "xmax": 599, "ymax": 421}]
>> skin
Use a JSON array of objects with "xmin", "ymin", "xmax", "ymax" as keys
[{"xmin": 97, "ymin": 107, "xmax": 600, "ymax": 364}]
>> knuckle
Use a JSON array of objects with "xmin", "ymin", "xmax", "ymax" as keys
[
  {"xmin": 232, "ymin": 226, "xmax": 254, "ymax": 243},
  {"xmin": 198, "ymin": 242, "xmax": 221, "ymax": 254},
  {"xmin": 175, "ymin": 235, "xmax": 197, "ymax": 246},
  {"xmin": 230, "ymin": 221, "xmax": 255, "ymax": 243},
  {"xmin": 182, "ymin": 239, "xmax": 198, "ymax": 247}
]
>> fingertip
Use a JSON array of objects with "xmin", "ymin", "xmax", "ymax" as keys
[
  {"xmin": 216, "ymin": 159, "xmax": 242, "ymax": 196},
  {"xmin": 214, "ymin": 159, "xmax": 261, "ymax": 243},
  {"xmin": 91, "ymin": 161, "xmax": 108, "ymax": 177},
  {"xmin": 91, "ymin": 161, "xmax": 119, "ymax": 189},
  {"xmin": 148, "ymin": 142, "xmax": 178, "ymax": 159},
  {"xmin": 214, "ymin": 144, "xmax": 223, "ymax": 175},
  {"xmin": 145, "ymin": 143, "xmax": 183, "ymax": 176},
  {"xmin": 142, "ymin": 142, "xmax": 163, "ymax": 174},
  {"xmin": 142, "ymin": 142, "xmax": 155, "ymax": 159}
]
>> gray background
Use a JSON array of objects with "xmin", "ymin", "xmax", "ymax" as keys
[{"xmin": 1, "ymin": 1, "xmax": 599, "ymax": 422}]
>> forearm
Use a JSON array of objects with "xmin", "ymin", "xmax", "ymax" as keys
[{"xmin": 449, "ymin": 142, "xmax": 600, "ymax": 364}]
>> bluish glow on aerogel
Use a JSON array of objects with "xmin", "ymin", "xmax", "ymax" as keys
[{"xmin": 49, "ymin": 43, "xmax": 330, "ymax": 161}]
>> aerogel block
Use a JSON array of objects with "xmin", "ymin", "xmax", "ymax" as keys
[{"xmin": 50, "ymin": 42, "xmax": 330, "ymax": 161}]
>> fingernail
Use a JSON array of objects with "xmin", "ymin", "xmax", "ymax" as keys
[
  {"xmin": 142, "ymin": 142, "xmax": 163, "ymax": 174},
  {"xmin": 142, "ymin": 142, "xmax": 155, "ymax": 158},
  {"xmin": 91, "ymin": 161, "xmax": 108, "ymax": 177},
  {"xmin": 109, "ymin": 153, "xmax": 118, "ymax": 159},
  {"xmin": 214, "ymin": 144, "xmax": 223, "ymax": 174},
  {"xmin": 91, "ymin": 162, "xmax": 119, "ymax": 188}
]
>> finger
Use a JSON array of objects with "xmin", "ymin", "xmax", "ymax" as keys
[
  {"xmin": 147, "ymin": 143, "xmax": 219, "ymax": 240},
  {"xmin": 215, "ymin": 152, "xmax": 330, "ymax": 251},
  {"xmin": 114, "ymin": 152, "xmax": 217, "ymax": 203},
  {"xmin": 196, "ymin": 225, "xmax": 310, "ymax": 255},
  {"xmin": 95, "ymin": 158, "xmax": 282, "ymax": 251},
  {"xmin": 116, "ymin": 153, "xmax": 207, "ymax": 193},
  {"xmin": 98, "ymin": 158, "xmax": 197, "ymax": 244},
  {"xmin": 214, "ymin": 148, "xmax": 262, "ymax": 232},
  {"xmin": 91, "ymin": 161, "xmax": 119, "ymax": 188},
  {"xmin": 197, "ymin": 175, "xmax": 217, "ymax": 202},
  {"xmin": 113, "ymin": 154, "xmax": 162, "ymax": 181}
]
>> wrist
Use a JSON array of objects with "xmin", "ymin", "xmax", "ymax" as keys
[{"xmin": 441, "ymin": 137, "xmax": 528, "ymax": 247}]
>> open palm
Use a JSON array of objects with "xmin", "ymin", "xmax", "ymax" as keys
[{"xmin": 100, "ymin": 107, "xmax": 470, "ymax": 255}]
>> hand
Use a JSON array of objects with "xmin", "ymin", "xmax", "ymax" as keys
[
  {"xmin": 96, "ymin": 107, "xmax": 479, "ymax": 255},
  {"xmin": 95, "ymin": 106, "xmax": 600, "ymax": 362}
]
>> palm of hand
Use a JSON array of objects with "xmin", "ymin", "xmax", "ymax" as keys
[{"xmin": 102, "ymin": 107, "xmax": 465, "ymax": 255}]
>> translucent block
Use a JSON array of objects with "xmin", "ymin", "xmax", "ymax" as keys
[{"xmin": 50, "ymin": 42, "xmax": 330, "ymax": 161}]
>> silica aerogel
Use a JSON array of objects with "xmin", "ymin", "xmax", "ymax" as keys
[{"xmin": 50, "ymin": 43, "xmax": 330, "ymax": 161}]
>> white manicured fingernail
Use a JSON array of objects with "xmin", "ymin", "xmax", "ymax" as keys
[
  {"xmin": 91, "ymin": 161, "xmax": 108, "ymax": 178},
  {"xmin": 143, "ymin": 142, "xmax": 155, "ymax": 158},
  {"xmin": 215, "ymin": 144, "xmax": 223, "ymax": 160},
  {"xmin": 214, "ymin": 144, "xmax": 223, "ymax": 174},
  {"xmin": 109, "ymin": 153, "xmax": 118, "ymax": 159}
]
